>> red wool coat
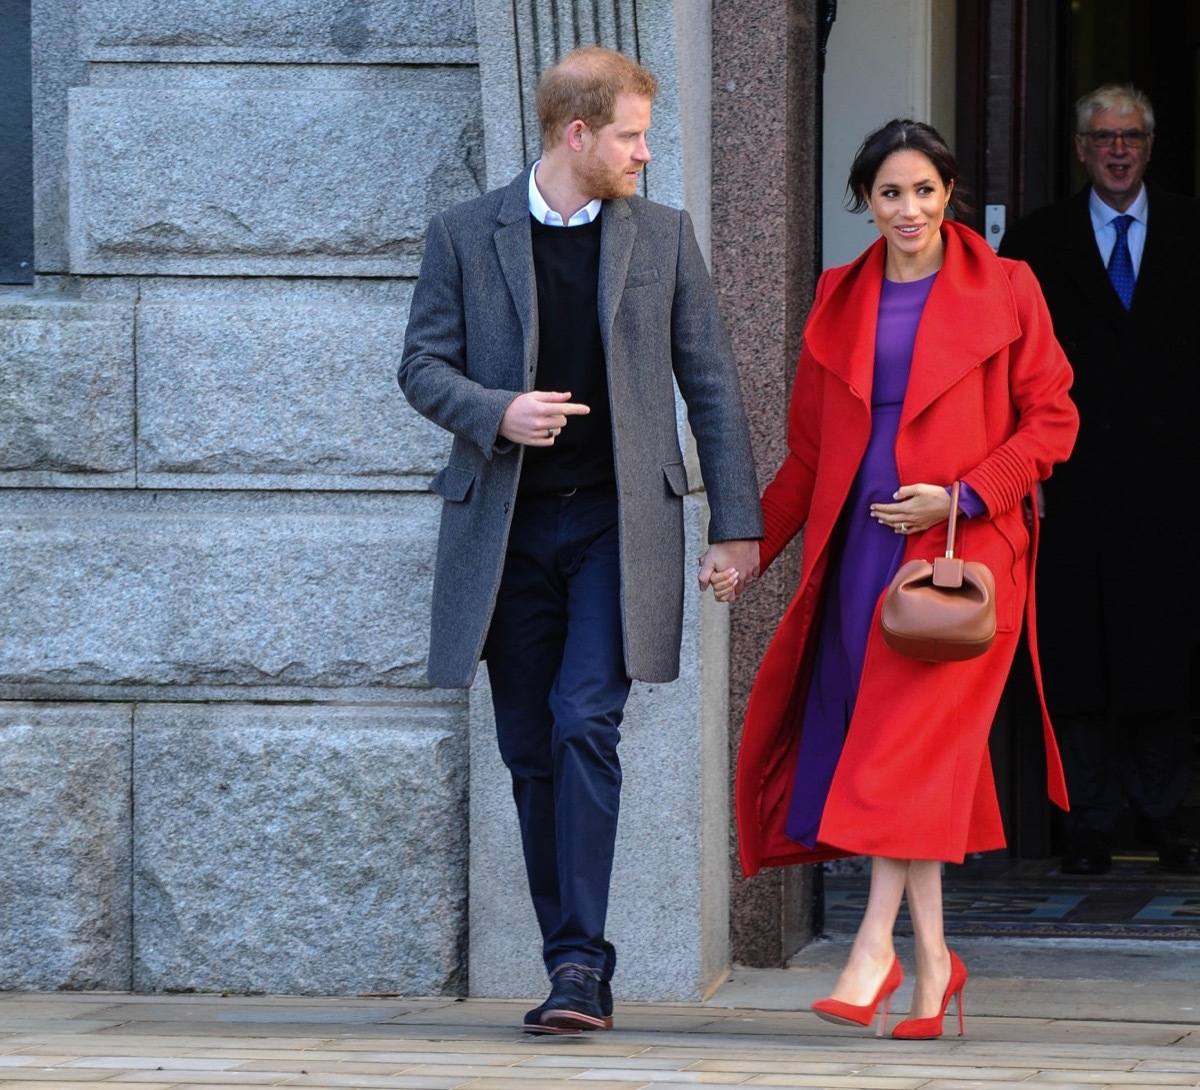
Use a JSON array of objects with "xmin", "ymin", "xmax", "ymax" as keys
[{"xmin": 736, "ymin": 221, "xmax": 1079, "ymax": 876}]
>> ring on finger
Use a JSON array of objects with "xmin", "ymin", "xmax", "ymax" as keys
[{"xmin": 900, "ymin": 522, "xmax": 908, "ymax": 533}]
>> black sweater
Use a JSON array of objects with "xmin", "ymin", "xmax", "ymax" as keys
[{"xmin": 520, "ymin": 213, "xmax": 615, "ymax": 495}]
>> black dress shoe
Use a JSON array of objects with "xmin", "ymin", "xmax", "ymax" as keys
[
  {"xmin": 1157, "ymin": 835, "xmax": 1200, "ymax": 874},
  {"xmin": 522, "ymin": 972, "xmax": 612, "ymax": 1034},
  {"xmin": 541, "ymin": 963, "xmax": 611, "ymax": 1032},
  {"xmin": 522, "ymin": 997, "xmax": 581, "ymax": 1035},
  {"xmin": 1060, "ymin": 839, "xmax": 1112, "ymax": 875}
]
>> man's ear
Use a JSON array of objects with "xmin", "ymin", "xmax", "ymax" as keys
[{"xmin": 566, "ymin": 119, "xmax": 587, "ymax": 151}]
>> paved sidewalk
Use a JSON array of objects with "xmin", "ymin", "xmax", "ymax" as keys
[{"xmin": 2, "ymin": 939, "xmax": 1198, "ymax": 1089}]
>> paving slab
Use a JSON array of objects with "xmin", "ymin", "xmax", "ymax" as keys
[{"xmin": 2, "ymin": 940, "xmax": 1199, "ymax": 1090}]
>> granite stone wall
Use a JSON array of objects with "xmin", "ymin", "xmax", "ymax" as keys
[
  {"xmin": 2, "ymin": 0, "xmax": 764, "ymax": 1000},
  {"xmin": 1, "ymin": 0, "xmax": 476, "ymax": 994}
]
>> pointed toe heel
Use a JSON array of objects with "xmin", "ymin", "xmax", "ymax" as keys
[
  {"xmin": 812, "ymin": 955, "xmax": 903, "ymax": 1037},
  {"xmin": 892, "ymin": 950, "xmax": 967, "ymax": 1040}
]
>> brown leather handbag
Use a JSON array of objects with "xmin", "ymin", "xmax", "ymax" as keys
[{"xmin": 880, "ymin": 482, "xmax": 997, "ymax": 662}]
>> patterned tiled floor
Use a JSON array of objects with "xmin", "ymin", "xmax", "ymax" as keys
[{"xmin": 824, "ymin": 855, "xmax": 1200, "ymax": 940}]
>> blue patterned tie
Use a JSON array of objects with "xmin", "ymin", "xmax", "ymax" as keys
[{"xmin": 1107, "ymin": 214, "xmax": 1135, "ymax": 310}]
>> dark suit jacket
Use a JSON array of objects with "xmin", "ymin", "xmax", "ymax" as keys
[
  {"xmin": 398, "ymin": 169, "xmax": 763, "ymax": 688},
  {"xmin": 1000, "ymin": 184, "xmax": 1200, "ymax": 714}
]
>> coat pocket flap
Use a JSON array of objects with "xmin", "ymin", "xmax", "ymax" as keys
[
  {"xmin": 431, "ymin": 464, "xmax": 475, "ymax": 502},
  {"xmin": 662, "ymin": 461, "xmax": 690, "ymax": 497},
  {"xmin": 626, "ymin": 267, "xmax": 661, "ymax": 288}
]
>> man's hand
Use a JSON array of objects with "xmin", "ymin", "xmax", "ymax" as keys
[
  {"xmin": 698, "ymin": 539, "xmax": 761, "ymax": 600},
  {"xmin": 499, "ymin": 390, "xmax": 590, "ymax": 446}
]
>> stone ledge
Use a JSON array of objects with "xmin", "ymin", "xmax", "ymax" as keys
[{"xmin": 80, "ymin": 0, "xmax": 475, "ymax": 61}]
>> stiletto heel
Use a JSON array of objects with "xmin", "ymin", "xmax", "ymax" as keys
[
  {"xmin": 892, "ymin": 949, "xmax": 967, "ymax": 1039},
  {"xmin": 812, "ymin": 955, "xmax": 903, "ymax": 1035}
]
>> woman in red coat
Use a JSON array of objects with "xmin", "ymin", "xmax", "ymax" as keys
[{"xmin": 718, "ymin": 122, "xmax": 1077, "ymax": 1039}]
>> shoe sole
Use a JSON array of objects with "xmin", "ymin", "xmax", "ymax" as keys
[
  {"xmin": 540, "ymin": 1009, "xmax": 613, "ymax": 1031},
  {"xmin": 522, "ymin": 1021, "xmax": 583, "ymax": 1035},
  {"xmin": 812, "ymin": 1007, "xmax": 871, "ymax": 1029}
]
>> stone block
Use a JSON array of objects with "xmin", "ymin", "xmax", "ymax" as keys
[
  {"xmin": 0, "ymin": 288, "xmax": 134, "ymax": 485},
  {"xmin": 135, "ymin": 281, "xmax": 448, "ymax": 489},
  {"xmin": 0, "ymin": 490, "xmax": 439, "ymax": 701},
  {"xmin": 80, "ymin": 0, "xmax": 475, "ymax": 62},
  {"xmin": 0, "ymin": 703, "xmax": 133, "ymax": 991},
  {"xmin": 468, "ymin": 497, "xmax": 729, "ymax": 1002},
  {"xmin": 68, "ymin": 75, "xmax": 484, "ymax": 277},
  {"xmin": 132, "ymin": 701, "xmax": 467, "ymax": 995}
]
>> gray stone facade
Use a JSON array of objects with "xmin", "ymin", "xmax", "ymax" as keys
[
  {"xmin": 4, "ymin": 0, "xmax": 479, "ymax": 995},
  {"xmin": 2, "ymin": 0, "xmax": 780, "ymax": 999}
]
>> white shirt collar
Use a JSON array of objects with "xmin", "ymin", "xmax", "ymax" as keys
[
  {"xmin": 528, "ymin": 161, "xmax": 602, "ymax": 227},
  {"xmin": 1088, "ymin": 184, "xmax": 1149, "ymax": 231}
]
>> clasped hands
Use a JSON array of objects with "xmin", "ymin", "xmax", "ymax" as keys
[{"xmin": 700, "ymin": 540, "xmax": 761, "ymax": 603}]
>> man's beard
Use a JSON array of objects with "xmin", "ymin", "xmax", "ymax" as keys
[{"xmin": 577, "ymin": 150, "xmax": 641, "ymax": 201}]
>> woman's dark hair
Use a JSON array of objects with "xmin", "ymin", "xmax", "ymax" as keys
[{"xmin": 845, "ymin": 119, "xmax": 970, "ymax": 217}]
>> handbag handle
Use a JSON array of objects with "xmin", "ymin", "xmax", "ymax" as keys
[{"xmin": 944, "ymin": 481, "xmax": 961, "ymax": 559}]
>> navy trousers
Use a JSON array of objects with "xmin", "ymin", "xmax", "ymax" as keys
[{"xmin": 483, "ymin": 487, "xmax": 629, "ymax": 981}]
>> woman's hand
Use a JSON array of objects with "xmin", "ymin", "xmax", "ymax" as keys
[
  {"xmin": 708, "ymin": 567, "xmax": 741, "ymax": 603},
  {"xmin": 870, "ymin": 482, "xmax": 955, "ymax": 535},
  {"xmin": 698, "ymin": 540, "xmax": 760, "ymax": 600}
]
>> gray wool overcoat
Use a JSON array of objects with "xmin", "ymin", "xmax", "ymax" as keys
[{"xmin": 398, "ymin": 168, "xmax": 763, "ymax": 689}]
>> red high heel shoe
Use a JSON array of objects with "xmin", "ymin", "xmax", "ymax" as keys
[
  {"xmin": 812, "ymin": 955, "xmax": 903, "ymax": 1037},
  {"xmin": 892, "ymin": 949, "xmax": 967, "ymax": 1039}
]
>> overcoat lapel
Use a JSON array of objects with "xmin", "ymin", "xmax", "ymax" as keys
[
  {"xmin": 1130, "ymin": 186, "xmax": 1168, "ymax": 319},
  {"xmin": 494, "ymin": 170, "xmax": 538, "ymax": 392},
  {"xmin": 900, "ymin": 224, "xmax": 1020, "ymax": 429},
  {"xmin": 598, "ymin": 198, "xmax": 636, "ymax": 355},
  {"xmin": 1061, "ymin": 189, "xmax": 1130, "ymax": 328},
  {"xmin": 803, "ymin": 240, "xmax": 882, "ymax": 403}
]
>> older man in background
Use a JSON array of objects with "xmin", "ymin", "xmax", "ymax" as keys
[{"xmin": 1001, "ymin": 83, "xmax": 1200, "ymax": 876}]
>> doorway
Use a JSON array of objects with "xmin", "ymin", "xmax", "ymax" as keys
[
  {"xmin": 817, "ymin": 0, "xmax": 1198, "ymax": 942},
  {"xmin": 934, "ymin": 0, "xmax": 1200, "ymax": 936}
]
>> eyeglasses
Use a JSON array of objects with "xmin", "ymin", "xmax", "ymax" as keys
[{"xmin": 1080, "ymin": 128, "xmax": 1150, "ymax": 148}]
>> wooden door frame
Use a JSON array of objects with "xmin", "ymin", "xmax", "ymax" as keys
[{"xmin": 955, "ymin": 0, "xmax": 1071, "ymax": 233}]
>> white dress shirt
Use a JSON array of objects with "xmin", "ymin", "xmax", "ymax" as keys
[{"xmin": 528, "ymin": 160, "xmax": 602, "ymax": 227}]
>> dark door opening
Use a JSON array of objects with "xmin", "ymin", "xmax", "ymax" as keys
[
  {"xmin": 868, "ymin": 0, "xmax": 1200, "ymax": 940},
  {"xmin": 821, "ymin": 0, "xmax": 1198, "ymax": 944}
]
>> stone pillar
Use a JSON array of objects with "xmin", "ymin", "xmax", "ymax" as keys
[
  {"xmin": 711, "ymin": 0, "xmax": 822, "ymax": 966},
  {"xmin": 467, "ymin": 0, "xmax": 734, "ymax": 1002}
]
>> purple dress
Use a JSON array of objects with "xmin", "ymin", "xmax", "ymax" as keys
[{"xmin": 785, "ymin": 272, "xmax": 938, "ymax": 847}]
